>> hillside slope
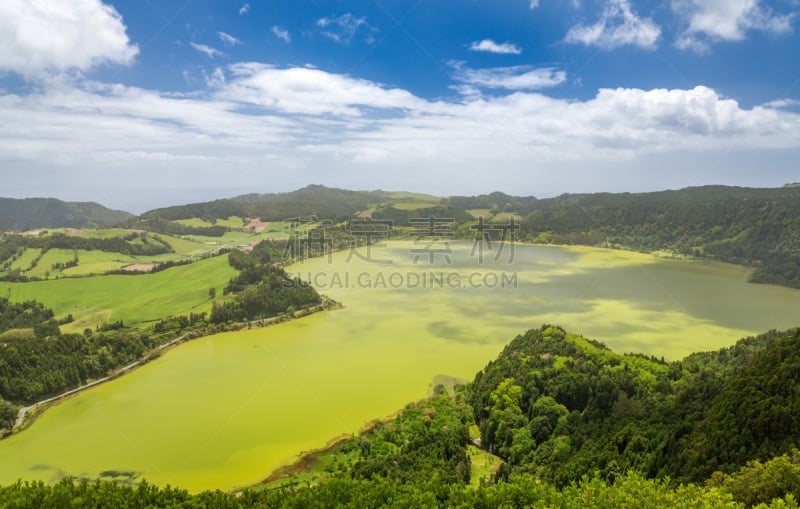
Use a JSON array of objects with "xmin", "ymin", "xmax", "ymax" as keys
[{"xmin": 0, "ymin": 198, "xmax": 133, "ymax": 230}]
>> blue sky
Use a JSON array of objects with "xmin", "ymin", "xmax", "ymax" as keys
[{"xmin": 1, "ymin": 0, "xmax": 799, "ymax": 213}]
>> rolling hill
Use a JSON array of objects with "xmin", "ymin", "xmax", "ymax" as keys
[
  {"xmin": 0, "ymin": 198, "xmax": 133, "ymax": 231},
  {"xmin": 138, "ymin": 184, "xmax": 800, "ymax": 289}
]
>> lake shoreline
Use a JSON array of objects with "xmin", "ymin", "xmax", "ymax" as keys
[{"xmin": 3, "ymin": 299, "xmax": 342, "ymax": 439}]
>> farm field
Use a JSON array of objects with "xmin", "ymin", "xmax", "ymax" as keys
[
  {"xmin": 0, "ymin": 226, "xmax": 290, "ymax": 280},
  {"xmin": 1, "ymin": 242, "xmax": 798, "ymax": 491},
  {"xmin": 8, "ymin": 248, "xmax": 41, "ymax": 271},
  {"xmin": 174, "ymin": 216, "xmax": 246, "ymax": 229},
  {"xmin": 0, "ymin": 255, "xmax": 236, "ymax": 331}
]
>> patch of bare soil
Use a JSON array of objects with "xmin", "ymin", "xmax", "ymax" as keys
[
  {"xmin": 121, "ymin": 263, "xmax": 155, "ymax": 273},
  {"xmin": 245, "ymin": 218, "xmax": 272, "ymax": 233}
]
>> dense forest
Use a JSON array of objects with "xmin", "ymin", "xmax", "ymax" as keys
[
  {"xmin": 0, "ymin": 198, "xmax": 133, "ymax": 230},
  {"xmin": 515, "ymin": 186, "xmax": 800, "ymax": 289},
  {"xmin": 469, "ymin": 325, "xmax": 800, "ymax": 486},
  {"xmin": 2, "ymin": 326, "xmax": 799, "ymax": 507},
  {"xmin": 210, "ymin": 241, "xmax": 321, "ymax": 323},
  {"xmin": 138, "ymin": 185, "xmax": 385, "ymax": 223},
  {"xmin": 0, "ymin": 297, "xmax": 164, "ymax": 428}
]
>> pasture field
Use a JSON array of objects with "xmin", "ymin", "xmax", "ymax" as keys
[
  {"xmin": 69, "ymin": 229, "xmax": 138, "ymax": 239},
  {"xmin": 25, "ymin": 249, "xmax": 75, "ymax": 278},
  {"xmin": 0, "ymin": 255, "xmax": 236, "ymax": 331},
  {"xmin": 466, "ymin": 209, "xmax": 492, "ymax": 218},
  {"xmin": 382, "ymin": 191, "xmax": 440, "ymax": 202},
  {"xmin": 391, "ymin": 201, "xmax": 443, "ymax": 210},
  {"xmin": 181, "ymin": 224, "xmax": 290, "ymax": 247},
  {"xmin": 174, "ymin": 216, "xmax": 246, "ymax": 229},
  {"xmin": 490, "ymin": 212, "xmax": 522, "ymax": 223},
  {"xmin": 2, "ymin": 228, "xmax": 266, "ymax": 279},
  {"xmin": 9, "ymin": 248, "xmax": 41, "ymax": 271}
]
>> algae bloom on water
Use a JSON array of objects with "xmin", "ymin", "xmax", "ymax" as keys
[{"xmin": 0, "ymin": 242, "xmax": 798, "ymax": 492}]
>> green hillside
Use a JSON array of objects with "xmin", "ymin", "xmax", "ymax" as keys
[
  {"xmin": 0, "ymin": 198, "xmax": 133, "ymax": 231},
  {"xmin": 0, "ymin": 255, "xmax": 236, "ymax": 331},
  {"xmin": 135, "ymin": 185, "xmax": 800, "ymax": 289}
]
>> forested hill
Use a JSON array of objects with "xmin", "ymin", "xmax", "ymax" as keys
[
  {"xmin": 138, "ymin": 184, "xmax": 800, "ymax": 288},
  {"xmin": 469, "ymin": 325, "xmax": 800, "ymax": 486},
  {"xmin": 516, "ymin": 185, "xmax": 800, "ymax": 288},
  {"xmin": 0, "ymin": 198, "xmax": 133, "ymax": 231},
  {"xmin": 138, "ymin": 185, "xmax": 387, "ymax": 223}
]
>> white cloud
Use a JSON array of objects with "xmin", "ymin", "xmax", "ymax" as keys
[
  {"xmin": 1, "ymin": 68, "xmax": 799, "ymax": 210},
  {"xmin": 469, "ymin": 39, "xmax": 523, "ymax": 54},
  {"xmin": 214, "ymin": 63, "xmax": 426, "ymax": 116},
  {"xmin": 0, "ymin": 0, "xmax": 138, "ymax": 77},
  {"xmin": 190, "ymin": 42, "xmax": 223, "ymax": 59},
  {"xmin": 530, "ymin": 0, "xmax": 540, "ymax": 8},
  {"xmin": 272, "ymin": 26, "xmax": 291, "ymax": 43},
  {"xmin": 218, "ymin": 32, "xmax": 241, "ymax": 46},
  {"xmin": 239, "ymin": 4, "xmax": 250, "ymax": 15},
  {"xmin": 454, "ymin": 65, "xmax": 566, "ymax": 91},
  {"xmin": 566, "ymin": 0, "xmax": 661, "ymax": 49},
  {"xmin": 316, "ymin": 13, "xmax": 374, "ymax": 44},
  {"xmin": 674, "ymin": 0, "xmax": 794, "ymax": 52}
]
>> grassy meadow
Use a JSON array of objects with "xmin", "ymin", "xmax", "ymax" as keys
[{"xmin": 0, "ymin": 255, "xmax": 236, "ymax": 331}]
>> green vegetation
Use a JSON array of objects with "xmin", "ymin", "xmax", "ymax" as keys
[
  {"xmin": 139, "ymin": 185, "xmax": 383, "ymax": 223},
  {"xmin": 1, "ymin": 185, "xmax": 799, "ymax": 506},
  {"xmin": 0, "ymin": 255, "xmax": 237, "ymax": 330},
  {"xmin": 1, "ymin": 242, "xmax": 798, "ymax": 492},
  {"xmin": 469, "ymin": 326, "xmax": 800, "ymax": 487},
  {"xmin": 210, "ymin": 241, "xmax": 321, "ymax": 323},
  {"xmin": 0, "ymin": 198, "xmax": 133, "ymax": 231},
  {"xmin": 2, "ymin": 472, "xmax": 794, "ymax": 509},
  {"xmin": 135, "ymin": 185, "xmax": 800, "ymax": 290},
  {"xmin": 173, "ymin": 216, "xmax": 245, "ymax": 229},
  {"xmin": 516, "ymin": 186, "xmax": 800, "ymax": 289},
  {"xmin": 0, "ymin": 232, "xmax": 173, "ymax": 281},
  {"xmin": 7, "ymin": 248, "xmax": 41, "ymax": 272},
  {"xmin": 2, "ymin": 328, "xmax": 799, "ymax": 507},
  {"xmin": 0, "ymin": 297, "xmax": 162, "ymax": 414}
]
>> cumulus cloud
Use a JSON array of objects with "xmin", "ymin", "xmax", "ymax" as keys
[
  {"xmin": 674, "ymin": 0, "xmax": 794, "ymax": 52},
  {"xmin": 530, "ymin": 0, "xmax": 540, "ymax": 8},
  {"xmin": 239, "ymin": 4, "xmax": 250, "ymax": 15},
  {"xmin": 218, "ymin": 32, "xmax": 241, "ymax": 46},
  {"xmin": 453, "ymin": 65, "xmax": 566, "ymax": 91},
  {"xmin": 272, "ymin": 26, "xmax": 291, "ymax": 43},
  {"xmin": 190, "ymin": 42, "xmax": 223, "ymax": 59},
  {"xmin": 1, "ymin": 67, "xmax": 799, "ymax": 209},
  {"xmin": 213, "ymin": 63, "xmax": 426, "ymax": 116},
  {"xmin": 566, "ymin": 0, "xmax": 661, "ymax": 49},
  {"xmin": 316, "ymin": 13, "xmax": 375, "ymax": 44},
  {"xmin": 469, "ymin": 39, "xmax": 523, "ymax": 54},
  {"xmin": 0, "ymin": 0, "xmax": 138, "ymax": 77}
]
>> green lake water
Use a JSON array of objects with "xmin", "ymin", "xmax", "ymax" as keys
[{"xmin": 1, "ymin": 242, "xmax": 798, "ymax": 491}]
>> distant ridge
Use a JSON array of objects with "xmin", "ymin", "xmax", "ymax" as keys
[
  {"xmin": 0, "ymin": 197, "xmax": 134, "ymax": 231},
  {"xmin": 137, "ymin": 184, "xmax": 800, "ymax": 289},
  {"xmin": 139, "ymin": 185, "xmax": 392, "ymax": 222}
]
